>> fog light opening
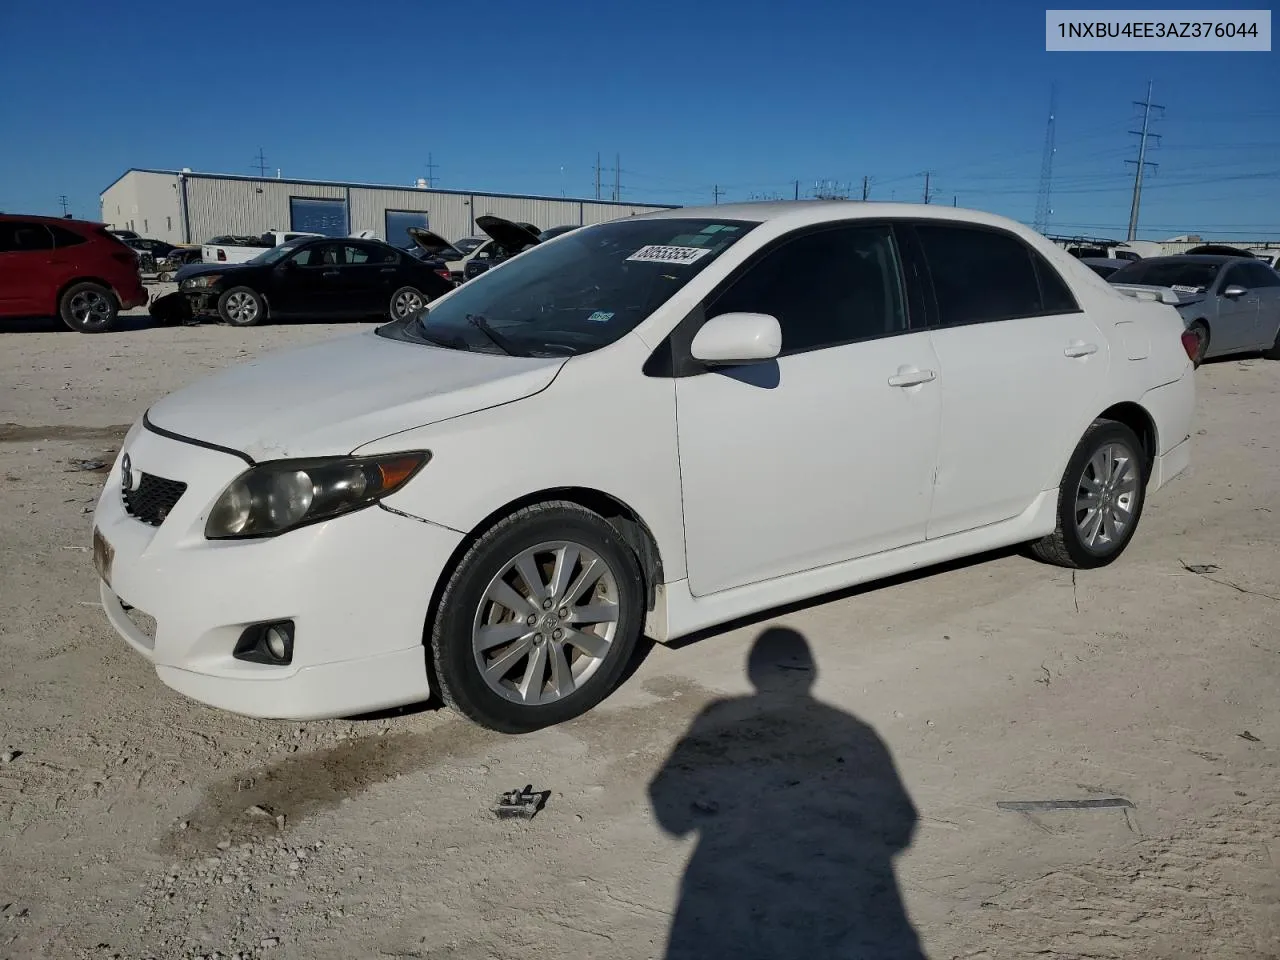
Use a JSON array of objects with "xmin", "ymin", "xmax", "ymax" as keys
[
  {"xmin": 233, "ymin": 620, "xmax": 295, "ymax": 666},
  {"xmin": 265, "ymin": 625, "xmax": 290, "ymax": 661}
]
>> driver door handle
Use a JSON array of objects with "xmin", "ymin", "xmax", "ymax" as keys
[
  {"xmin": 379, "ymin": 267, "xmax": 396, "ymax": 274},
  {"xmin": 322, "ymin": 269, "xmax": 340, "ymax": 278},
  {"xmin": 1064, "ymin": 341, "xmax": 1098, "ymax": 358},
  {"xmin": 887, "ymin": 368, "xmax": 936, "ymax": 387}
]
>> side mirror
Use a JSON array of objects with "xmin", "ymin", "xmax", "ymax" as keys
[
  {"xmin": 690, "ymin": 312, "xmax": 782, "ymax": 365},
  {"xmin": 1222, "ymin": 284, "xmax": 1247, "ymax": 298}
]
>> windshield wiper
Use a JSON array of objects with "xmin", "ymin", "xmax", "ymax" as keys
[{"xmin": 466, "ymin": 314, "xmax": 532, "ymax": 357}]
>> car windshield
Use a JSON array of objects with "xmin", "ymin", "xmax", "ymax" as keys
[
  {"xmin": 381, "ymin": 218, "xmax": 756, "ymax": 357},
  {"xmin": 454, "ymin": 237, "xmax": 483, "ymax": 255},
  {"xmin": 1109, "ymin": 260, "xmax": 1222, "ymax": 291},
  {"xmin": 247, "ymin": 239, "xmax": 308, "ymax": 265}
]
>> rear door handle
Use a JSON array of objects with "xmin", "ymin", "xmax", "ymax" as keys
[
  {"xmin": 1064, "ymin": 341, "xmax": 1098, "ymax": 358},
  {"xmin": 887, "ymin": 368, "xmax": 936, "ymax": 387}
]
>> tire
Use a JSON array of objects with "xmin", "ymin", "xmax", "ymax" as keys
[
  {"xmin": 59, "ymin": 282, "xmax": 119, "ymax": 333},
  {"xmin": 217, "ymin": 287, "xmax": 266, "ymax": 327},
  {"xmin": 430, "ymin": 501, "xmax": 646, "ymax": 733},
  {"xmin": 1263, "ymin": 320, "xmax": 1280, "ymax": 361},
  {"xmin": 1186, "ymin": 320, "xmax": 1209, "ymax": 367},
  {"xmin": 389, "ymin": 285, "xmax": 428, "ymax": 321},
  {"xmin": 1031, "ymin": 419, "xmax": 1147, "ymax": 570}
]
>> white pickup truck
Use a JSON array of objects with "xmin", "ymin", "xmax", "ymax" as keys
[{"xmin": 201, "ymin": 230, "xmax": 323, "ymax": 265}]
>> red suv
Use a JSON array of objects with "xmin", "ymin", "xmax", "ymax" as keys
[{"xmin": 0, "ymin": 215, "xmax": 149, "ymax": 332}]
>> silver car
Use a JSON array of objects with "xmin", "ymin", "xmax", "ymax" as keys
[{"xmin": 1108, "ymin": 255, "xmax": 1280, "ymax": 366}]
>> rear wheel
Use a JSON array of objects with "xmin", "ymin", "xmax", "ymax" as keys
[
  {"xmin": 389, "ymin": 286, "xmax": 427, "ymax": 321},
  {"xmin": 217, "ymin": 287, "xmax": 266, "ymax": 327},
  {"xmin": 1186, "ymin": 320, "xmax": 1209, "ymax": 367},
  {"xmin": 430, "ymin": 502, "xmax": 646, "ymax": 732},
  {"xmin": 1031, "ymin": 419, "xmax": 1146, "ymax": 569},
  {"xmin": 59, "ymin": 282, "xmax": 119, "ymax": 333},
  {"xmin": 1262, "ymin": 320, "xmax": 1280, "ymax": 360}
]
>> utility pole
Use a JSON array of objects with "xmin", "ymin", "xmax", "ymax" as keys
[
  {"xmin": 1034, "ymin": 84, "xmax": 1057, "ymax": 232},
  {"xmin": 253, "ymin": 147, "xmax": 268, "ymax": 178},
  {"xmin": 922, "ymin": 171, "xmax": 932, "ymax": 204},
  {"xmin": 613, "ymin": 153, "xmax": 620, "ymax": 202},
  {"xmin": 953, "ymin": 195, "xmax": 957, "ymax": 207},
  {"xmin": 425, "ymin": 153, "xmax": 438, "ymax": 188},
  {"xmin": 713, "ymin": 184, "xmax": 724, "ymax": 204},
  {"xmin": 58, "ymin": 195, "xmax": 70, "ymax": 217},
  {"xmin": 862, "ymin": 176, "xmax": 869, "ymax": 201},
  {"xmin": 793, "ymin": 180, "xmax": 800, "ymax": 200},
  {"xmin": 1126, "ymin": 80, "xmax": 1163, "ymax": 241},
  {"xmin": 594, "ymin": 153, "xmax": 602, "ymax": 201}
]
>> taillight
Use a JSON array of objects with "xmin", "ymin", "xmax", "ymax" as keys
[
  {"xmin": 435, "ymin": 269, "xmax": 450, "ymax": 280},
  {"xmin": 217, "ymin": 249, "xmax": 226, "ymax": 261},
  {"xmin": 1180, "ymin": 331, "xmax": 1199, "ymax": 362}
]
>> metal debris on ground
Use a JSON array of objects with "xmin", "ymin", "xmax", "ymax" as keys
[
  {"xmin": 492, "ymin": 785, "xmax": 549, "ymax": 820},
  {"xmin": 68, "ymin": 460, "xmax": 108, "ymax": 472},
  {"xmin": 0, "ymin": 750, "xmax": 20, "ymax": 764},
  {"xmin": 1238, "ymin": 731, "xmax": 1261, "ymax": 743},
  {"xmin": 996, "ymin": 797, "xmax": 1135, "ymax": 812}
]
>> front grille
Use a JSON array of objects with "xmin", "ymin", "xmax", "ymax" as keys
[{"xmin": 122, "ymin": 474, "xmax": 187, "ymax": 526}]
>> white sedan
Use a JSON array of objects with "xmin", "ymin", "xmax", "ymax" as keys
[{"xmin": 92, "ymin": 202, "xmax": 1196, "ymax": 732}]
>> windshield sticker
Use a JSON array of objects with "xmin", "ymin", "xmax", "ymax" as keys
[
  {"xmin": 1171, "ymin": 285, "xmax": 1203, "ymax": 293},
  {"xmin": 626, "ymin": 244, "xmax": 714, "ymax": 265},
  {"xmin": 586, "ymin": 311, "xmax": 614, "ymax": 323}
]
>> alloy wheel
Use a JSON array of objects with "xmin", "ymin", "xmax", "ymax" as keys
[
  {"xmin": 224, "ymin": 292, "xmax": 259, "ymax": 324},
  {"xmin": 1074, "ymin": 441, "xmax": 1139, "ymax": 554},
  {"xmin": 471, "ymin": 541, "xmax": 621, "ymax": 705},
  {"xmin": 70, "ymin": 290, "xmax": 113, "ymax": 326}
]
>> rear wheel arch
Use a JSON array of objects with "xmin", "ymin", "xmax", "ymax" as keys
[{"xmin": 1096, "ymin": 401, "xmax": 1157, "ymax": 476}]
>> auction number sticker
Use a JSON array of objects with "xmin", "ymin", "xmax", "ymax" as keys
[{"xmin": 626, "ymin": 245, "xmax": 713, "ymax": 265}]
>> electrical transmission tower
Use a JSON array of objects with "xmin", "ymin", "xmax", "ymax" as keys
[
  {"xmin": 58, "ymin": 195, "xmax": 70, "ymax": 217},
  {"xmin": 253, "ymin": 147, "xmax": 269, "ymax": 178},
  {"xmin": 1126, "ymin": 81, "xmax": 1163, "ymax": 241},
  {"xmin": 1034, "ymin": 85, "xmax": 1057, "ymax": 232}
]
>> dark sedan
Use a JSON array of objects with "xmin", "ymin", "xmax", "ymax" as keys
[{"xmin": 174, "ymin": 236, "xmax": 454, "ymax": 326}]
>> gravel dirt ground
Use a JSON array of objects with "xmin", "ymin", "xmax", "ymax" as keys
[{"xmin": 2, "ymin": 297, "xmax": 1278, "ymax": 960}]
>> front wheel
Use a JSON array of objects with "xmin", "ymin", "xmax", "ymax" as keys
[
  {"xmin": 430, "ymin": 502, "xmax": 646, "ymax": 732},
  {"xmin": 59, "ymin": 282, "xmax": 119, "ymax": 333},
  {"xmin": 389, "ymin": 286, "xmax": 428, "ymax": 321},
  {"xmin": 1031, "ymin": 419, "xmax": 1146, "ymax": 569},
  {"xmin": 217, "ymin": 287, "xmax": 266, "ymax": 327}
]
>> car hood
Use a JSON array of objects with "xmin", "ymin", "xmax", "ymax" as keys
[
  {"xmin": 406, "ymin": 227, "xmax": 458, "ymax": 257},
  {"xmin": 476, "ymin": 215, "xmax": 542, "ymax": 252},
  {"xmin": 145, "ymin": 328, "xmax": 566, "ymax": 461}
]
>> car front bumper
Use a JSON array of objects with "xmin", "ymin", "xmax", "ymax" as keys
[{"xmin": 92, "ymin": 422, "xmax": 465, "ymax": 720}]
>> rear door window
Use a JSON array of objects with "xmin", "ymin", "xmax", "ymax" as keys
[
  {"xmin": 0, "ymin": 221, "xmax": 54, "ymax": 252},
  {"xmin": 915, "ymin": 224, "xmax": 1046, "ymax": 326}
]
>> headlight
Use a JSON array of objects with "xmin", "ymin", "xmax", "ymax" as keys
[
  {"xmin": 204, "ymin": 452, "xmax": 430, "ymax": 539},
  {"xmin": 182, "ymin": 274, "xmax": 223, "ymax": 289}
]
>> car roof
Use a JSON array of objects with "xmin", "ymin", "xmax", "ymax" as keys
[
  {"xmin": 0, "ymin": 213, "xmax": 104, "ymax": 227},
  {"xmin": 636, "ymin": 199, "xmax": 1049, "ymax": 236},
  {"xmin": 1080, "ymin": 257, "xmax": 1126, "ymax": 266}
]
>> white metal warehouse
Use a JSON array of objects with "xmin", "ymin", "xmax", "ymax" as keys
[{"xmin": 100, "ymin": 169, "xmax": 676, "ymax": 247}]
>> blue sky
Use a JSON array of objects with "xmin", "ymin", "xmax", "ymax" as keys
[{"xmin": 1, "ymin": 0, "xmax": 1276, "ymax": 239}]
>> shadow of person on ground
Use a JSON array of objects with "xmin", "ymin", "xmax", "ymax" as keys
[{"xmin": 648, "ymin": 627, "xmax": 926, "ymax": 959}]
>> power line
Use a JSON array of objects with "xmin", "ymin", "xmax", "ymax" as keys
[{"xmin": 1126, "ymin": 80, "xmax": 1164, "ymax": 241}]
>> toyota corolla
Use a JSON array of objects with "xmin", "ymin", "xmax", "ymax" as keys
[{"xmin": 92, "ymin": 202, "xmax": 1196, "ymax": 732}]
